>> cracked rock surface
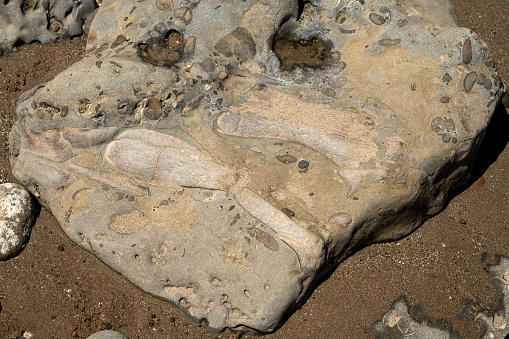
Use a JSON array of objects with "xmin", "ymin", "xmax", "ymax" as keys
[{"xmin": 8, "ymin": 0, "xmax": 505, "ymax": 333}]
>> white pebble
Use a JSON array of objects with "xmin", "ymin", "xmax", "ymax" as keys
[{"xmin": 0, "ymin": 183, "xmax": 37, "ymax": 260}]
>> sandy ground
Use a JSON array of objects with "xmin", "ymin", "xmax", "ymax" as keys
[{"xmin": 0, "ymin": 1, "xmax": 508, "ymax": 338}]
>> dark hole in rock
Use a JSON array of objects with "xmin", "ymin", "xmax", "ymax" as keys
[
  {"xmin": 273, "ymin": 33, "xmax": 331, "ymax": 71},
  {"xmin": 297, "ymin": 0, "xmax": 308, "ymax": 20},
  {"xmin": 64, "ymin": 7, "xmax": 73, "ymax": 19},
  {"xmin": 136, "ymin": 30, "xmax": 183, "ymax": 67},
  {"xmin": 272, "ymin": 17, "xmax": 331, "ymax": 72}
]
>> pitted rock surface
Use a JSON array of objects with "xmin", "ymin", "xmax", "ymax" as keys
[
  {"xmin": 0, "ymin": 0, "xmax": 96, "ymax": 53},
  {"xmin": 8, "ymin": 0, "xmax": 505, "ymax": 333}
]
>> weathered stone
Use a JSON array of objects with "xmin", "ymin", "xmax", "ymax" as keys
[
  {"xmin": 8, "ymin": 0, "xmax": 504, "ymax": 334},
  {"xmin": 0, "ymin": 183, "xmax": 38, "ymax": 261},
  {"xmin": 86, "ymin": 330, "xmax": 129, "ymax": 339},
  {"xmin": 0, "ymin": 0, "xmax": 97, "ymax": 52}
]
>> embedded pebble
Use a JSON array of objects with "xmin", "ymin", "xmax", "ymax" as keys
[
  {"xmin": 462, "ymin": 37, "xmax": 472, "ymax": 64},
  {"xmin": 369, "ymin": 13, "xmax": 386, "ymax": 25},
  {"xmin": 0, "ymin": 183, "xmax": 38, "ymax": 261},
  {"xmin": 275, "ymin": 155, "xmax": 297, "ymax": 164},
  {"xmin": 321, "ymin": 87, "xmax": 336, "ymax": 97},
  {"xmin": 477, "ymin": 73, "xmax": 487, "ymax": 85},
  {"xmin": 398, "ymin": 19, "xmax": 408, "ymax": 27},
  {"xmin": 443, "ymin": 73, "xmax": 452, "ymax": 84},
  {"xmin": 328, "ymin": 75, "xmax": 347, "ymax": 88},
  {"xmin": 379, "ymin": 39, "xmax": 401, "ymax": 47},
  {"xmin": 144, "ymin": 97, "xmax": 162, "ymax": 120},
  {"xmin": 184, "ymin": 36, "xmax": 196, "ymax": 54},
  {"xmin": 464, "ymin": 71, "xmax": 478, "ymax": 93},
  {"xmin": 298, "ymin": 160, "xmax": 309, "ymax": 169},
  {"xmin": 217, "ymin": 70, "xmax": 228, "ymax": 80},
  {"xmin": 174, "ymin": 7, "xmax": 192, "ymax": 25}
]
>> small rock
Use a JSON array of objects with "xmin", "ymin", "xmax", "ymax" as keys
[
  {"xmin": 217, "ymin": 70, "xmax": 228, "ymax": 80},
  {"xmin": 463, "ymin": 72, "xmax": 478, "ymax": 93},
  {"xmin": 144, "ymin": 97, "xmax": 162, "ymax": 120},
  {"xmin": 0, "ymin": 183, "xmax": 38, "ymax": 261},
  {"xmin": 321, "ymin": 87, "xmax": 336, "ymax": 97},
  {"xmin": 298, "ymin": 160, "xmax": 309, "ymax": 169},
  {"xmin": 174, "ymin": 7, "xmax": 192, "ymax": 25},
  {"xmin": 86, "ymin": 330, "xmax": 129, "ymax": 339},
  {"xmin": 369, "ymin": 13, "xmax": 386, "ymax": 25},
  {"xmin": 462, "ymin": 37, "xmax": 472, "ymax": 64},
  {"xmin": 275, "ymin": 155, "xmax": 297, "ymax": 164}
]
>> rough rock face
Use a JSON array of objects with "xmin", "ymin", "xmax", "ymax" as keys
[
  {"xmin": 0, "ymin": 183, "xmax": 37, "ymax": 260},
  {"xmin": 8, "ymin": 0, "xmax": 504, "ymax": 333},
  {"xmin": 0, "ymin": 0, "xmax": 96, "ymax": 53}
]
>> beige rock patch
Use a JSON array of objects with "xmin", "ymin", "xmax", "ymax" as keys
[{"xmin": 110, "ymin": 212, "xmax": 149, "ymax": 234}]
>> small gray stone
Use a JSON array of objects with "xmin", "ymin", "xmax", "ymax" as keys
[
  {"xmin": 0, "ymin": 183, "xmax": 37, "ymax": 261},
  {"xmin": 86, "ymin": 330, "xmax": 129, "ymax": 339}
]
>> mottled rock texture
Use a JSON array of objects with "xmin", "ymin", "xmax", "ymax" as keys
[
  {"xmin": 0, "ymin": 183, "xmax": 37, "ymax": 260},
  {"xmin": 0, "ymin": 0, "xmax": 96, "ymax": 53},
  {"xmin": 8, "ymin": 0, "xmax": 505, "ymax": 333}
]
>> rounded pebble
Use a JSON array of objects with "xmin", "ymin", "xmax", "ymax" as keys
[
  {"xmin": 328, "ymin": 75, "xmax": 347, "ymax": 88},
  {"xmin": 175, "ymin": 7, "xmax": 192, "ymax": 25},
  {"xmin": 155, "ymin": 0, "xmax": 173, "ymax": 11},
  {"xmin": 369, "ymin": 13, "xmax": 385, "ymax": 25},
  {"xmin": 144, "ymin": 97, "xmax": 162, "ymax": 120},
  {"xmin": 298, "ymin": 160, "xmax": 309, "ymax": 169},
  {"xmin": 275, "ymin": 155, "xmax": 297, "ymax": 164},
  {"xmin": 462, "ymin": 37, "xmax": 472, "ymax": 64},
  {"xmin": 463, "ymin": 71, "xmax": 478, "ymax": 93},
  {"xmin": 184, "ymin": 36, "xmax": 196, "ymax": 54},
  {"xmin": 0, "ymin": 183, "xmax": 38, "ymax": 261},
  {"xmin": 321, "ymin": 87, "xmax": 336, "ymax": 97},
  {"xmin": 86, "ymin": 330, "xmax": 129, "ymax": 339}
]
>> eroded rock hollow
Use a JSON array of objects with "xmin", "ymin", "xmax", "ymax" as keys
[{"xmin": 9, "ymin": 0, "xmax": 504, "ymax": 333}]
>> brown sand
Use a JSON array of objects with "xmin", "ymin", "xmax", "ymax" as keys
[{"xmin": 0, "ymin": 1, "xmax": 508, "ymax": 338}]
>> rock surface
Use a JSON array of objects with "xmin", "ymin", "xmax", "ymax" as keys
[
  {"xmin": 8, "ymin": 0, "xmax": 504, "ymax": 333},
  {"xmin": 0, "ymin": 183, "xmax": 37, "ymax": 260},
  {"xmin": 0, "ymin": 0, "xmax": 96, "ymax": 53}
]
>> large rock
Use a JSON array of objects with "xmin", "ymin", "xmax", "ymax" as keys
[{"xmin": 8, "ymin": 0, "xmax": 504, "ymax": 333}]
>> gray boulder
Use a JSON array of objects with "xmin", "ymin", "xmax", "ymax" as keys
[
  {"xmin": 8, "ymin": 0, "xmax": 505, "ymax": 333},
  {"xmin": 0, "ymin": 183, "xmax": 37, "ymax": 260}
]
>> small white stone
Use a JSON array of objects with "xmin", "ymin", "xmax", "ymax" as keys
[{"xmin": 0, "ymin": 183, "xmax": 37, "ymax": 260}]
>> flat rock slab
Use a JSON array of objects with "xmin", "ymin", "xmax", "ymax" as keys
[{"xmin": 8, "ymin": 0, "xmax": 504, "ymax": 333}]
